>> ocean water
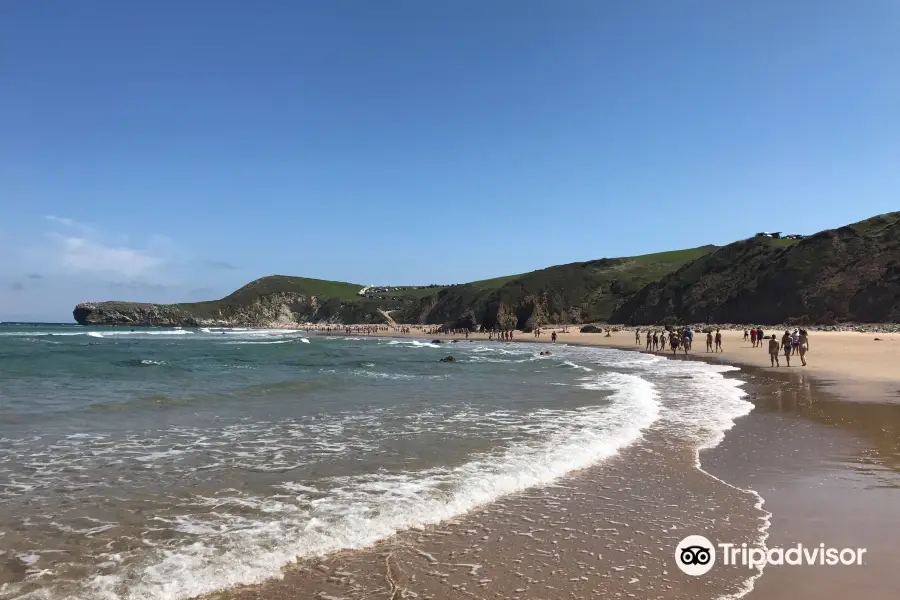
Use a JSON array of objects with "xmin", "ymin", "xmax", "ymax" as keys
[{"xmin": 0, "ymin": 325, "xmax": 756, "ymax": 600}]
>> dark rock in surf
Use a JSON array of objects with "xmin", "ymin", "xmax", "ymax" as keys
[{"xmin": 439, "ymin": 356, "xmax": 457, "ymax": 363}]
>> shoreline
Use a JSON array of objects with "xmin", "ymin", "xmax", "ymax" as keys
[
  {"xmin": 345, "ymin": 326, "xmax": 900, "ymax": 404},
  {"xmin": 192, "ymin": 330, "xmax": 900, "ymax": 600},
  {"xmin": 127, "ymin": 324, "xmax": 900, "ymax": 600}
]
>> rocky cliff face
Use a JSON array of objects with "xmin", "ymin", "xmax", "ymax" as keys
[
  {"xmin": 610, "ymin": 212, "xmax": 900, "ymax": 325},
  {"xmin": 73, "ymin": 292, "xmax": 389, "ymax": 327},
  {"xmin": 72, "ymin": 213, "xmax": 900, "ymax": 329}
]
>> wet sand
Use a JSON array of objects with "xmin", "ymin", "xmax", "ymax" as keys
[
  {"xmin": 705, "ymin": 367, "xmax": 900, "ymax": 600},
  {"xmin": 203, "ymin": 430, "xmax": 763, "ymax": 600},
  {"xmin": 197, "ymin": 329, "xmax": 900, "ymax": 600}
]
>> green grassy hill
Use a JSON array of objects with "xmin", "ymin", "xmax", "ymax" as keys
[
  {"xmin": 394, "ymin": 246, "xmax": 718, "ymax": 329},
  {"xmin": 73, "ymin": 212, "xmax": 900, "ymax": 327},
  {"xmin": 611, "ymin": 212, "xmax": 900, "ymax": 325}
]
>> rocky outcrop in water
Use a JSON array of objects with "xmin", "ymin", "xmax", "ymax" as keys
[{"xmin": 73, "ymin": 292, "xmax": 390, "ymax": 327}]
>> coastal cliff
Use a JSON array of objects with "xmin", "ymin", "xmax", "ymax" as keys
[
  {"xmin": 73, "ymin": 212, "xmax": 900, "ymax": 328},
  {"xmin": 73, "ymin": 277, "xmax": 395, "ymax": 327}
]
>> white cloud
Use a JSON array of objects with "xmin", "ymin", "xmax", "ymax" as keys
[
  {"xmin": 42, "ymin": 216, "xmax": 168, "ymax": 278},
  {"xmin": 45, "ymin": 215, "xmax": 76, "ymax": 227},
  {"xmin": 58, "ymin": 236, "xmax": 164, "ymax": 277}
]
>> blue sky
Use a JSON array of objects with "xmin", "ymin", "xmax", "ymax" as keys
[{"xmin": 1, "ymin": 1, "xmax": 898, "ymax": 322}]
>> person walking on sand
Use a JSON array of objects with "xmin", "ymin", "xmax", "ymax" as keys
[
  {"xmin": 750, "ymin": 327, "xmax": 757, "ymax": 347},
  {"xmin": 798, "ymin": 329, "xmax": 809, "ymax": 366},
  {"xmin": 646, "ymin": 330, "xmax": 652, "ymax": 351},
  {"xmin": 652, "ymin": 330, "xmax": 659, "ymax": 351},
  {"xmin": 551, "ymin": 331, "xmax": 557, "ymax": 343},
  {"xmin": 670, "ymin": 332, "xmax": 680, "ymax": 356},
  {"xmin": 635, "ymin": 329, "xmax": 641, "ymax": 345},
  {"xmin": 714, "ymin": 328, "xmax": 723, "ymax": 353},
  {"xmin": 782, "ymin": 331, "xmax": 793, "ymax": 367},
  {"xmin": 768, "ymin": 334, "xmax": 780, "ymax": 367},
  {"xmin": 757, "ymin": 327, "xmax": 765, "ymax": 348},
  {"xmin": 743, "ymin": 329, "xmax": 749, "ymax": 342},
  {"xmin": 791, "ymin": 329, "xmax": 800, "ymax": 356},
  {"xmin": 706, "ymin": 330, "xmax": 714, "ymax": 352}
]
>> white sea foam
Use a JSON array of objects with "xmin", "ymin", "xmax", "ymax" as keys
[
  {"xmin": 1, "ymin": 337, "xmax": 764, "ymax": 600},
  {"xmin": 561, "ymin": 360, "xmax": 593, "ymax": 372},
  {"xmin": 88, "ymin": 371, "xmax": 660, "ymax": 600}
]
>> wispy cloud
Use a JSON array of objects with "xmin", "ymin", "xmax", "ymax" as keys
[
  {"xmin": 203, "ymin": 259, "xmax": 238, "ymax": 270},
  {"xmin": 43, "ymin": 215, "xmax": 168, "ymax": 279},
  {"xmin": 27, "ymin": 273, "xmax": 43, "ymax": 279},
  {"xmin": 57, "ymin": 237, "xmax": 164, "ymax": 277},
  {"xmin": 45, "ymin": 215, "xmax": 77, "ymax": 227},
  {"xmin": 9, "ymin": 282, "xmax": 24, "ymax": 291}
]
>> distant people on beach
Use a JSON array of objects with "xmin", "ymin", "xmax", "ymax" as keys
[
  {"xmin": 706, "ymin": 330, "xmax": 713, "ymax": 352},
  {"xmin": 750, "ymin": 327, "xmax": 758, "ymax": 347},
  {"xmin": 743, "ymin": 329, "xmax": 749, "ymax": 341},
  {"xmin": 551, "ymin": 331, "xmax": 557, "ymax": 343},
  {"xmin": 670, "ymin": 331, "xmax": 680, "ymax": 355},
  {"xmin": 714, "ymin": 329, "xmax": 723, "ymax": 353}
]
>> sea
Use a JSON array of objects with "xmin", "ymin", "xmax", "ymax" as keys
[{"xmin": 0, "ymin": 324, "xmax": 762, "ymax": 600}]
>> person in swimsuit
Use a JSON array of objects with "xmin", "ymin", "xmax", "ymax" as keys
[
  {"xmin": 551, "ymin": 331, "xmax": 557, "ymax": 343},
  {"xmin": 768, "ymin": 334, "xmax": 780, "ymax": 366},
  {"xmin": 782, "ymin": 331, "xmax": 792, "ymax": 366},
  {"xmin": 652, "ymin": 331, "xmax": 659, "ymax": 351},
  {"xmin": 743, "ymin": 329, "xmax": 749, "ymax": 342},
  {"xmin": 750, "ymin": 327, "xmax": 757, "ymax": 347},
  {"xmin": 791, "ymin": 329, "xmax": 800, "ymax": 355},
  {"xmin": 635, "ymin": 329, "xmax": 641, "ymax": 345},
  {"xmin": 670, "ymin": 332, "xmax": 680, "ymax": 355},
  {"xmin": 645, "ymin": 330, "xmax": 652, "ymax": 351},
  {"xmin": 714, "ymin": 329, "xmax": 723, "ymax": 352},
  {"xmin": 706, "ymin": 331, "xmax": 714, "ymax": 352},
  {"xmin": 757, "ymin": 328, "xmax": 765, "ymax": 348},
  {"xmin": 798, "ymin": 329, "xmax": 809, "ymax": 366}
]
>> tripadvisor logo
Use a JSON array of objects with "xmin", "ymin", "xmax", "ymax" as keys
[
  {"xmin": 676, "ymin": 535, "xmax": 716, "ymax": 576},
  {"xmin": 675, "ymin": 535, "xmax": 867, "ymax": 575}
]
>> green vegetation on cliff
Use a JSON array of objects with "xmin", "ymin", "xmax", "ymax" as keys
[
  {"xmin": 611, "ymin": 212, "xmax": 900, "ymax": 325},
  {"xmin": 73, "ymin": 212, "xmax": 900, "ymax": 327},
  {"xmin": 394, "ymin": 246, "xmax": 718, "ymax": 330}
]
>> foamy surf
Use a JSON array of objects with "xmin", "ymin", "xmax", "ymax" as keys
[
  {"xmin": 87, "ymin": 372, "xmax": 661, "ymax": 600},
  {"xmin": 0, "ymin": 331, "xmax": 765, "ymax": 600}
]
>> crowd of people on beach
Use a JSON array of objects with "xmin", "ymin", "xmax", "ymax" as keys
[
  {"xmin": 292, "ymin": 320, "xmax": 810, "ymax": 368},
  {"xmin": 636, "ymin": 327, "xmax": 722, "ymax": 355}
]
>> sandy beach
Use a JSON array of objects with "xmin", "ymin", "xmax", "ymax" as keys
[
  {"xmin": 367, "ymin": 326, "xmax": 900, "ymax": 403},
  {"xmin": 185, "ymin": 323, "xmax": 900, "ymax": 600}
]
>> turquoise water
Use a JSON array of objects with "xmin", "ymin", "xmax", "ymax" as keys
[{"xmin": 0, "ymin": 324, "xmax": 753, "ymax": 600}]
